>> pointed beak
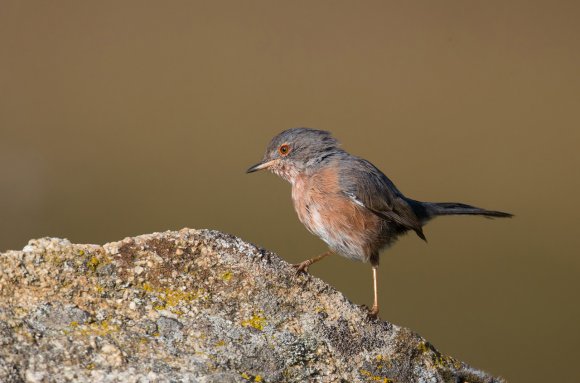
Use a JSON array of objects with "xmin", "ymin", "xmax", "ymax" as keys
[{"xmin": 246, "ymin": 159, "xmax": 277, "ymax": 173}]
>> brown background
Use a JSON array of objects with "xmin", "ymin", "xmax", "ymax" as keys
[{"xmin": 1, "ymin": 1, "xmax": 579, "ymax": 381}]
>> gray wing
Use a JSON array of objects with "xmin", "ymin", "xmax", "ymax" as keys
[{"xmin": 338, "ymin": 157, "xmax": 427, "ymax": 241}]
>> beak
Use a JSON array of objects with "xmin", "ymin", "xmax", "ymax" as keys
[{"xmin": 246, "ymin": 159, "xmax": 277, "ymax": 173}]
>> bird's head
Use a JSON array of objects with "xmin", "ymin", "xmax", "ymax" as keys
[{"xmin": 246, "ymin": 128, "xmax": 341, "ymax": 183}]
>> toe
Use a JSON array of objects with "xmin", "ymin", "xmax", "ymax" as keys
[
  {"xmin": 292, "ymin": 262, "xmax": 310, "ymax": 275},
  {"xmin": 368, "ymin": 305, "xmax": 379, "ymax": 319}
]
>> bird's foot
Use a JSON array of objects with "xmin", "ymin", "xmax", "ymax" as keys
[
  {"xmin": 367, "ymin": 305, "xmax": 379, "ymax": 319},
  {"xmin": 357, "ymin": 304, "xmax": 380, "ymax": 319},
  {"xmin": 292, "ymin": 260, "xmax": 312, "ymax": 275}
]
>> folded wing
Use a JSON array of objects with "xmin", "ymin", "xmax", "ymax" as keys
[{"xmin": 339, "ymin": 157, "xmax": 427, "ymax": 241}]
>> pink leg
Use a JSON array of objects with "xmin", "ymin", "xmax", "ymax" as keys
[{"xmin": 368, "ymin": 265, "xmax": 380, "ymax": 318}]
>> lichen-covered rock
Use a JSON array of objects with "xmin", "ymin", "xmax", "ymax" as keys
[{"xmin": 0, "ymin": 229, "xmax": 505, "ymax": 383}]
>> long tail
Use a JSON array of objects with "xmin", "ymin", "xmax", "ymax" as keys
[{"xmin": 424, "ymin": 202, "xmax": 513, "ymax": 219}]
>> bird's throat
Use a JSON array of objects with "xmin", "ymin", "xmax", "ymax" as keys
[{"xmin": 270, "ymin": 163, "xmax": 301, "ymax": 184}]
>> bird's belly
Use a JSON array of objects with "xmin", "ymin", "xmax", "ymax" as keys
[
  {"xmin": 292, "ymin": 182, "xmax": 382, "ymax": 262},
  {"xmin": 307, "ymin": 208, "xmax": 368, "ymax": 261}
]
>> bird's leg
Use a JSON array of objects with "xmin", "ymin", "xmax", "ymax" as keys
[
  {"xmin": 292, "ymin": 251, "xmax": 332, "ymax": 274},
  {"xmin": 368, "ymin": 265, "xmax": 380, "ymax": 318}
]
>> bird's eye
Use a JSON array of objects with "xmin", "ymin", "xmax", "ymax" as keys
[{"xmin": 278, "ymin": 144, "xmax": 290, "ymax": 156}]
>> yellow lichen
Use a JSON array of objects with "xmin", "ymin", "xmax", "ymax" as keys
[
  {"xmin": 240, "ymin": 372, "xmax": 263, "ymax": 382},
  {"xmin": 373, "ymin": 353, "xmax": 392, "ymax": 370},
  {"xmin": 170, "ymin": 308, "xmax": 184, "ymax": 316},
  {"xmin": 143, "ymin": 282, "xmax": 201, "ymax": 312},
  {"xmin": 72, "ymin": 320, "xmax": 119, "ymax": 337},
  {"xmin": 215, "ymin": 340, "xmax": 226, "ymax": 347},
  {"xmin": 360, "ymin": 368, "xmax": 393, "ymax": 383},
  {"xmin": 87, "ymin": 256, "xmax": 100, "ymax": 272},
  {"xmin": 221, "ymin": 271, "xmax": 233, "ymax": 281},
  {"xmin": 50, "ymin": 255, "xmax": 64, "ymax": 267},
  {"xmin": 241, "ymin": 313, "xmax": 266, "ymax": 331},
  {"xmin": 162, "ymin": 287, "xmax": 198, "ymax": 307},
  {"xmin": 418, "ymin": 341, "xmax": 450, "ymax": 368},
  {"xmin": 85, "ymin": 253, "xmax": 112, "ymax": 272}
]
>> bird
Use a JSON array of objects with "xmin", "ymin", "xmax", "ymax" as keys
[{"xmin": 246, "ymin": 128, "xmax": 512, "ymax": 318}]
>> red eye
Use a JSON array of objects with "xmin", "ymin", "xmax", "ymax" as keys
[{"xmin": 278, "ymin": 144, "xmax": 290, "ymax": 156}]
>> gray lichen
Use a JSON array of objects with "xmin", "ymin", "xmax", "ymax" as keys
[{"xmin": 0, "ymin": 229, "xmax": 505, "ymax": 382}]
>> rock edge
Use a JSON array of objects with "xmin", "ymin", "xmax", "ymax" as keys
[{"xmin": 0, "ymin": 229, "xmax": 505, "ymax": 383}]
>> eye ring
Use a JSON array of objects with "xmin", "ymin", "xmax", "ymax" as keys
[{"xmin": 278, "ymin": 144, "xmax": 291, "ymax": 156}]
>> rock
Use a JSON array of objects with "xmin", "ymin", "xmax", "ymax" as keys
[{"xmin": 0, "ymin": 229, "xmax": 505, "ymax": 383}]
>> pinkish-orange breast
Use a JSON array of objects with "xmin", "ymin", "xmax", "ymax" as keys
[{"xmin": 291, "ymin": 165, "xmax": 381, "ymax": 262}]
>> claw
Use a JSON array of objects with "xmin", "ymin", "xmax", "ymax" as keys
[
  {"xmin": 292, "ymin": 261, "xmax": 311, "ymax": 275},
  {"xmin": 368, "ymin": 305, "xmax": 379, "ymax": 319},
  {"xmin": 291, "ymin": 251, "xmax": 332, "ymax": 276},
  {"xmin": 359, "ymin": 304, "xmax": 379, "ymax": 319}
]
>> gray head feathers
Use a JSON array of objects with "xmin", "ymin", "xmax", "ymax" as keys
[
  {"xmin": 265, "ymin": 127, "xmax": 342, "ymax": 164},
  {"xmin": 245, "ymin": 127, "xmax": 344, "ymax": 181}
]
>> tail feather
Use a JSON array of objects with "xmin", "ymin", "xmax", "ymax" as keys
[{"xmin": 426, "ymin": 202, "xmax": 513, "ymax": 218}]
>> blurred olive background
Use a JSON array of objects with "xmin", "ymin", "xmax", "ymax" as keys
[{"xmin": 1, "ymin": 1, "xmax": 579, "ymax": 381}]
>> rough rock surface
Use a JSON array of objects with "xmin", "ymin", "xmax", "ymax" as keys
[{"xmin": 0, "ymin": 229, "xmax": 505, "ymax": 383}]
